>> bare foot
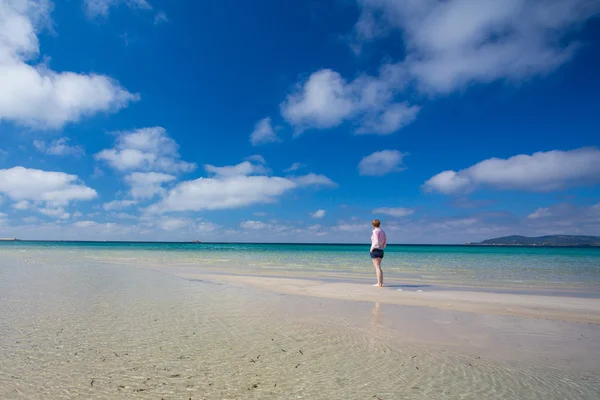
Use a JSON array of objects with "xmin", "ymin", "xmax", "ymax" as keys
[{"xmin": 372, "ymin": 283, "xmax": 384, "ymax": 287}]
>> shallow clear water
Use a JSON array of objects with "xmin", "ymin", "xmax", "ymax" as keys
[
  {"xmin": 2, "ymin": 242, "xmax": 599, "ymax": 293},
  {"xmin": 1, "ymin": 248, "xmax": 599, "ymax": 399}
]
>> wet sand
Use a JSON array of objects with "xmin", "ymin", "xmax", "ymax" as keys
[
  {"xmin": 181, "ymin": 273, "xmax": 600, "ymax": 324},
  {"xmin": 1, "ymin": 250, "xmax": 599, "ymax": 399}
]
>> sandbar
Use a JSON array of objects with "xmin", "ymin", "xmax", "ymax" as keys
[{"xmin": 181, "ymin": 273, "xmax": 600, "ymax": 324}]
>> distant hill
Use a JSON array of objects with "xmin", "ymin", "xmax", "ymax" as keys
[{"xmin": 476, "ymin": 235, "xmax": 600, "ymax": 246}]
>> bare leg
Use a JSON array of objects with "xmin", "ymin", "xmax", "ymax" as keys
[{"xmin": 371, "ymin": 258, "xmax": 383, "ymax": 287}]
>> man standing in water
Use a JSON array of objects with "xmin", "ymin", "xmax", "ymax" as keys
[{"xmin": 370, "ymin": 219, "xmax": 387, "ymax": 287}]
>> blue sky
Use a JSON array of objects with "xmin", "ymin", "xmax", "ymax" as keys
[{"xmin": 0, "ymin": 0, "xmax": 599, "ymax": 243}]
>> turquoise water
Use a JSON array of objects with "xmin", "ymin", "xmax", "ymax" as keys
[{"xmin": 1, "ymin": 241, "xmax": 599, "ymax": 293}]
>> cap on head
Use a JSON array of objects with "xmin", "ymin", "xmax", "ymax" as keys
[{"xmin": 372, "ymin": 219, "xmax": 381, "ymax": 228}]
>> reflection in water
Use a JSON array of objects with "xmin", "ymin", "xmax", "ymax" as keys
[{"xmin": 371, "ymin": 302, "xmax": 382, "ymax": 327}]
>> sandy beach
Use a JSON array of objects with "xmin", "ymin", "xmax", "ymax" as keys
[
  {"xmin": 1, "ymin": 248, "xmax": 600, "ymax": 399},
  {"xmin": 180, "ymin": 273, "xmax": 600, "ymax": 324}
]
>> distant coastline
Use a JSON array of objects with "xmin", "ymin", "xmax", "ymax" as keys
[{"xmin": 470, "ymin": 235, "xmax": 600, "ymax": 247}]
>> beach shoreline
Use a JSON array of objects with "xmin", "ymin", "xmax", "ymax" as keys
[
  {"xmin": 2, "ymin": 249, "xmax": 600, "ymax": 399},
  {"xmin": 172, "ymin": 272, "xmax": 600, "ymax": 324}
]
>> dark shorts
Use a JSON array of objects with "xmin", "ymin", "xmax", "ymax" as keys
[{"xmin": 370, "ymin": 249, "xmax": 384, "ymax": 259}]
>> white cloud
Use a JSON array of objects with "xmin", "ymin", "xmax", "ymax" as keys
[
  {"xmin": 292, "ymin": 173, "xmax": 338, "ymax": 188},
  {"xmin": 284, "ymin": 162, "xmax": 305, "ymax": 173},
  {"xmin": 430, "ymin": 217, "xmax": 479, "ymax": 229},
  {"xmin": 355, "ymin": 102, "xmax": 420, "ymax": 135},
  {"xmin": 423, "ymin": 171, "xmax": 472, "ymax": 195},
  {"xmin": 197, "ymin": 221, "xmax": 218, "ymax": 233},
  {"xmin": 250, "ymin": 117, "xmax": 280, "ymax": 146},
  {"xmin": 246, "ymin": 155, "xmax": 267, "ymax": 164},
  {"xmin": 150, "ymin": 175, "xmax": 297, "ymax": 213},
  {"xmin": 12, "ymin": 200, "xmax": 31, "ymax": 210},
  {"xmin": 358, "ymin": 150, "xmax": 405, "ymax": 176},
  {"xmin": 205, "ymin": 161, "xmax": 269, "ymax": 177},
  {"xmin": 307, "ymin": 224, "xmax": 327, "ymax": 236},
  {"xmin": 352, "ymin": 0, "xmax": 600, "ymax": 93},
  {"xmin": 103, "ymin": 199, "xmax": 137, "ymax": 211},
  {"xmin": 0, "ymin": 0, "xmax": 138, "ymax": 129},
  {"xmin": 33, "ymin": 137, "xmax": 84, "ymax": 156},
  {"xmin": 423, "ymin": 148, "xmax": 600, "ymax": 194},
  {"xmin": 139, "ymin": 216, "xmax": 218, "ymax": 233},
  {"xmin": 84, "ymin": 0, "xmax": 152, "ymax": 18},
  {"xmin": 38, "ymin": 207, "xmax": 70, "ymax": 219},
  {"xmin": 0, "ymin": 166, "xmax": 97, "ymax": 206},
  {"xmin": 311, "ymin": 209, "xmax": 326, "ymax": 219},
  {"xmin": 519, "ymin": 202, "xmax": 600, "ymax": 235},
  {"xmin": 158, "ymin": 217, "xmax": 189, "ymax": 231},
  {"xmin": 281, "ymin": 68, "xmax": 418, "ymax": 135},
  {"xmin": 334, "ymin": 222, "xmax": 369, "ymax": 232},
  {"xmin": 527, "ymin": 207, "xmax": 552, "ymax": 219},
  {"xmin": 372, "ymin": 207, "xmax": 414, "ymax": 218},
  {"xmin": 124, "ymin": 172, "xmax": 175, "ymax": 199},
  {"xmin": 148, "ymin": 163, "xmax": 337, "ymax": 213},
  {"xmin": 110, "ymin": 212, "xmax": 137, "ymax": 220},
  {"xmin": 73, "ymin": 220, "xmax": 98, "ymax": 228},
  {"xmin": 72, "ymin": 211, "xmax": 83, "ymax": 218},
  {"xmin": 95, "ymin": 127, "xmax": 196, "ymax": 173},
  {"xmin": 240, "ymin": 220, "xmax": 268, "ymax": 230}
]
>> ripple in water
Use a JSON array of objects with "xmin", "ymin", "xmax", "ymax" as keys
[{"xmin": 0, "ymin": 251, "xmax": 599, "ymax": 399}]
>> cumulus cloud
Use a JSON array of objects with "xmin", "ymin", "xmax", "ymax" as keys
[
  {"xmin": 250, "ymin": 117, "xmax": 280, "ymax": 146},
  {"xmin": 38, "ymin": 207, "xmax": 70, "ymax": 219},
  {"xmin": 103, "ymin": 199, "xmax": 137, "ymax": 211},
  {"xmin": 239, "ymin": 220, "xmax": 291, "ymax": 233},
  {"xmin": 281, "ymin": 68, "xmax": 419, "ymax": 135},
  {"xmin": 0, "ymin": 166, "xmax": 97, "ymax": 206},
  {"xmin": 95, "ymin": 127, "xmax": 196, "ymax": 173},
  {"xmin": 240, "ymin": 220, "xmax": 268, "ymax": 230},
  {"xmin": 372, "ymin": 207, "xmax": 414, "ymax": 218},
  {"xmin": 33, "ymin": 137, "xmax": 84, "ymax": 156},
  {"xmin": 311, "ymin": 209, "xmax": 326, "ymax": 219},
  {"xmin": 137, "ymin": 216, "xmax": 218, "ymax": 233},
  {"xmin": 124, "ymin": 172, "xmax": 175, "ymax": 199},
  {"xmin": 523, "ymin": 202, "xmax": 600, "ymax": 234},
  {"xmin": 0, "ymin": 0, "xmax": 138, "ymax": 129},
  {"xmin": 148, "ymin": 162, "xmax": 336, "ymax": 213},
  {"xmin": 12, "ymin": 200, "xmax": 31, "ymax": 210},
  {"xmin": 292, "ymin": 173, "xmax": 338, "ymax": 188},
  {"xmin": 157, "ymin": 217, "xmax": 189, "ymax": 231},
  {"xmin": 72, "ymin": 220, "xmax": 98, "ymax": 228},
  {"xmin": 527, "ymin": 207, "xmax": 553, "ymax": 219},
  {"xmin": 358, "ymin": 150, "xmax": 406, "ymax": 176},
  {"xmin": 205, "ymin": 161, "xmax": 270, "ymax": 177},
  {"xmin": 150, "ymin": 175, "xmax": 297, "ymax": 213},
  {"xmin": 84, "ymin": 0, "xmax": 151, "ymax": 18},
  {"xmin": 423, "ymin": 148, "xmax": 600, "ymax": 194},
  {"xmin": 197, "ymin": 221, "xmax": 218, "ymax": 233},
  {"xmin": 352, "ymin": 0, "xmax": 600, "ymax": 93}
]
